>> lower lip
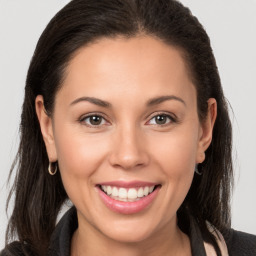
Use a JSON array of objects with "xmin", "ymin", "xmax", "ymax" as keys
[{"xmin": 97, "ymin": 186, "xmax": 160, "ymax": 214}]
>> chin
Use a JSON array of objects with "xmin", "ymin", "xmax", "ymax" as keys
[
  {"xmin": 103, "ymin": 227, "xmax": 155, "ymax": 244},
  {"xmin": 94, "ymin": 215, "xmax": 166, "ymax": 244}
]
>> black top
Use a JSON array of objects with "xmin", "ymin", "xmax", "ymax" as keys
[{"xmin": 1, "ymin": 207, "xmax": 256, "ymax": 256}]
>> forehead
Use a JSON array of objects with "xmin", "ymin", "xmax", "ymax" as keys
[{"xmin": 57, "ymin": 35, "xmax": 195, "ymax": 106}]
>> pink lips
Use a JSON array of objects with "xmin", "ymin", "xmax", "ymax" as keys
[{"xmin": 96, "ymin": 181, "xmax": 161, "ymax": 214}]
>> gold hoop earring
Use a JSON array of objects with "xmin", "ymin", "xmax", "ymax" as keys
[{"xmin": 48, "ymin": 162, "xmax": 58, "ymax": 175}]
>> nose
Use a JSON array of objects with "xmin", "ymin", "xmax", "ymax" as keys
[{"xmin": 108, "ymin": 125, "xmax": 149, "ymax": 170}]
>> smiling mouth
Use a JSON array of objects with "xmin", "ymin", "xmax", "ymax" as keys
[{"xmin": 98, "ymin": 184, "xmax": 161, "ymax": 202}]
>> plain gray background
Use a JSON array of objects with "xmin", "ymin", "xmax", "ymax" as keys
[{"xmin": 0, "ymin": 0, "xmax": 256, "ymax": 248}]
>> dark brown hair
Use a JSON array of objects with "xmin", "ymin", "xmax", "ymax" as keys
[{"xmin": 5, "ymin": 0, "xmax": 233, "ymax": 255}]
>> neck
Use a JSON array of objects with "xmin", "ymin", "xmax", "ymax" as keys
[{"xmin": 71, "ymin": 214, "xmax": 191, "ymax": 256}]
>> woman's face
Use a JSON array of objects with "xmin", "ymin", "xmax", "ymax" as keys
[{"xmin": 37, "ymin": 35, "xmax": 216, "ymax": 243}]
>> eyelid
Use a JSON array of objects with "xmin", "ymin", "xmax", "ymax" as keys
[
  {"xmin": 79, "ymin": 112, "xmax": 110, "ymax": 127},
  {"xmin": 145, "ymin": 111, "xmax": 177, "ymax": 125},
  {"xmin": 78, "ymin": 111, "xmax": 178, "ymax": 128}
]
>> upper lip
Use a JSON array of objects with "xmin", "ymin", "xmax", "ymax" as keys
[{"xmin": 97, "ymin": 180, "xmax": 160, "ymax": 188}]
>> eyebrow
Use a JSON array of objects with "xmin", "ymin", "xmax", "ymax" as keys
[
  {"xmin": 146, "ymin": 95, "xmax": 186, "ymax": 107},
  {"xmin": 70, "ymin": 97, "xmax": 111, "ymax": 108},
  {"xmin": 70, "ymin": 95, "xmax": 186, "ymax": 108}
]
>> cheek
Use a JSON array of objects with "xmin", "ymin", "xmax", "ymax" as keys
[
  {"xmin": 53, "ymin": 127, "xmax": 109, "ymax": 196},
  {"xmin": 149, "ymin": 127, "xmax": 199, "ymax": 176},
  {"xmin": 147, "ymin": 126, "xmax": 198, "ymax": 211},
  {"xmin": 157, "ymin": 135, "xmax": 196, "ymax": 188}
]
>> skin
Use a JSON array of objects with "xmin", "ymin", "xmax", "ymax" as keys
[{"xmin": 36, "ymin": 35, "xmax": 217, "ymax": 256}]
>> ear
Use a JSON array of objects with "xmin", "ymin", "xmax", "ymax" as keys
[
  {"xmin": 196, "ymin": 98, "xmax": 217, "ymax": 164},
  {"xmin": 35, "ymin": 95, "xmax": 57, "ymax": 162}
]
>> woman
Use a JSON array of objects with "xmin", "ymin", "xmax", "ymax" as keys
[{"xmin": 1, "ymin": 0, "xmax": 256, "ymax": 255}]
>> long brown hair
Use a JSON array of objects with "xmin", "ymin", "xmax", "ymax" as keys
[{"xmin": 5, "ymin": 0, "xmax": 233, "ymax": 255}]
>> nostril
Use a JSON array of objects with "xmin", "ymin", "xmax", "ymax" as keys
[
  {"xmin": 109, "ymin": 155, "xmax": 149, "ymax": 170},
  {"xmin": 108, "ymin": 140, "xmax": 150, "ymax": 169}
]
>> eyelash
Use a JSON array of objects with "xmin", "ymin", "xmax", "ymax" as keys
[
  {"xmin": 79, "ymin": 113, "xmax": 109, "ymax": 128},
  {"xmin": 79, "ymin": 112, "xmax": 177, "ymax": 128},
  {"xmin": 146, "ymin": 112, "xmax": 177, "ymax": 126}
]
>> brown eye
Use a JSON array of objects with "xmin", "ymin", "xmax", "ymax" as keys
[
  {"xmin": 147, "ymin": 114, "xmax": 175, "ymax": 126},
  {"xmin": 155, "ymin": 115, "xmax": 167, "ymax": 125},
  {"xmin": 81, "ymin": 115, "xmax": 107, "ymax": 127},
  {"xmin": 89, "ymin": 116, "xmax": 102, "ymax": 125}
]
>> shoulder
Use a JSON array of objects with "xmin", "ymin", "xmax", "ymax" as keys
[
  {"xmin": 1, "ymin": 207, "xmax": 77, "ymax": 256},
  {"xmin": 48, "ymin": 206, "xmax": 77, "ymax": 256},
  {"xmin": 224, "ymin": 229, "xmax": 256, "ymax": 256}
]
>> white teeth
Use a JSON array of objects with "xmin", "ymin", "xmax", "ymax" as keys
[
  {"xmin": 100, "ymin": 185, "xmax": 157, "ymax": 201},
  {"xmin": 149, "ymin": 186, "xmax": 154, "ymax": 193},
  {"xmin": 107, "ymin": 186, "xmax": 112, "ymax": 195},
  {"xmin": 112, "ymin": 187, "xmax": 119, "ymax": 197},
  {"xmin": 127, "ymin": 188, "xmax": 137, "ymax": 199},
  {"xmin": 119, "ymin": 188, "xmax": 127, "ymax": 198},
  {"xmin": 137, "ymin": 187, "xmax": 144, "ymax": 197},
  {"xmin": 143, "ymin": 186, "xmax": 149, "ymax": 196}
]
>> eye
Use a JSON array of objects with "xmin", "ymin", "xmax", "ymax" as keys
[
  {"xmin": 80, "ymin": 114, "xmax": 108, "ymax": 127},
  {"xmin": 147, "ymin": 114, "xmax": 175, "ymax": 126}
]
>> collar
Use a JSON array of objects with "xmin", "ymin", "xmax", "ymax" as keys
[{"xmin": 203, "ymin": 222, "xmax": 229, "ymax": 256}]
